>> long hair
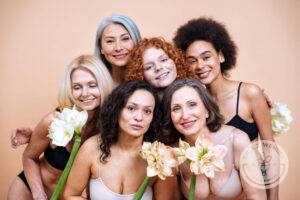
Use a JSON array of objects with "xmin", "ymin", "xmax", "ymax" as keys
[
  {"xmin": 98, "ymin": 80, "xmax": 161, "ymax": 162},
  {"xmin": 160, "ymin": 79, "xmax": 224, "ymax": 145}
]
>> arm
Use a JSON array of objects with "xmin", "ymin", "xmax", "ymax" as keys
[
  {"xmin": 233, "ymin": 129, "xmax": 267, "ymax": 200},
  {"xmin": 22, "ymin": 112, "xmax": 55, "ymax": 200},
  {"xmin": 11, "ymin": 127, "xmax": 32, "ymax": 148},
  {"xmin": 63, "ymin": 136, "xmax": 97, "ymax": 200},
  {"xmin": 153, "ymin": 175, "xmax": 181, "ymax": 200}
]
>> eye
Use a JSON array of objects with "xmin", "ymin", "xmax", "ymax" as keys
[
  {"xmin": 160, "ymin": 56, "xmax": 169, "ymax": 62},
  {"xmin": 144, "ymin": 63, "xmax": 154, "ymax": 71},
  {"xmin": 105, "ymin": 39, "xmax": 114, "ymax": 44},
  {"xmin": 188, "ymin": 101, "xmax": 197, "ymax": 107},
  {"xmin": 122, "ymin": 36, "xmax": 131, "ymax": 41},
  {"xmin": 144, "ymin": 108, "xmax": 153, "ymax": 115},
  {"xmin": 127, "ymin": 105, "xmax": 135, "ymax": 111},
  {"xmin": 72, "ymin": 85, "xmax": 81, "ymax": 90},
  {"xmin": 187, "ymin": 58, "xmax": 197, "ymax": 64},
  {"xmin": 172, "ymin": 105, "xmax": 181, "ymax": 112},
  {"xmin": 89, "ymin": 83, "xmax": 98, "ymax": 88}
]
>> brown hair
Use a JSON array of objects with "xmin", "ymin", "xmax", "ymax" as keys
[
  {"xmin": 125, "ymin": 37, "xmax": 193, "ymax": 82},
  {"xmin": 160, "ymin": 79, "xmax": 224, "ymax": 145}
]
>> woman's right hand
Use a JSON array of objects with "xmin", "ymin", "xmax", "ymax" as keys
[{"xmin": 11, "ymin": 127, "xmax": 33, "ymax": 148}]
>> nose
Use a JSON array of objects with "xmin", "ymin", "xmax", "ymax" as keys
[
  {"xmin": 135, "ymin": 110, "xmax": 143, "ymax": 121},
  {"xmin": 182, "ymin": 107, "xmax": 189, "ymax": 120},
  {"xmin": 195, "ymin": 59, "xmax": 205, "ymax": 71},
  {"xmin": 114, "ymin": 40, "xmax": 124, "ymax": 51},
  {"xmin": 154, "ymin": 62, "xmax": 163, "ymax": 72},
  {"xmin": 81, "ymin": 86, "xmax": 89, "ymax": 97}
]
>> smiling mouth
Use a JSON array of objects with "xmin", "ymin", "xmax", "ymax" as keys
[
  {"xmin": 80, "ymin": 99, "xmax": 95, "ymax": 105},
  {"xmin": 181, "ymin": 120, "xmax": 196, "ymax": 129},
  {"xmin": 113, "ymin": 54, "xmax": 128, "ymax": 59},
  {"xmin": 156, "ymin": 72, "xmax": 169, "ymax": 80},
  {"xmin": 196, "ymin": 71, "xmax": 210, "ymax": 79}
]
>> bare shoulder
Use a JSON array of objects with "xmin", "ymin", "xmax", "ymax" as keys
[
  {"xmin": 241, "ymin": 82, "xmax": 264, "ymax": 100},
  {"xmin": 34, "ymin": 110, "xmax": 60, "ymax": 137},
  {"xmin": 80, "ymin": 135, "xmax": 100, "ymax": 154}
]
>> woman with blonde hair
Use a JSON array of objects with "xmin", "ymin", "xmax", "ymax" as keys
[{"xmin": 7, "ymin": 55, "xmax": 114, "ymax": 200}]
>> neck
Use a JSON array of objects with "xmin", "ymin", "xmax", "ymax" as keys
[
  {"xmin": 206, "ymin": 75, "xmax": 231, "ymax": 101},
  {"xmin": 112, "ymin": 65, "xmax": 125, "ymax": 84},
  {"xmin": 116, "ymin": 131, "xmax": 144, "ymax": 153},
  {"xmin": 185, "ymin": 126, "xmax": 211, "ymax": 145}
]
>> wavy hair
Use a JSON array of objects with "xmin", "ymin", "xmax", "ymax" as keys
[
  {"xmin": 160, "ymin": 79, "xmax": 224, "ymax": 145},
  {"xmin": 98, "ymin": 80, "xmax": 161, "ymax": 162},
  {"xmin": 125, "ymin": 37, "xmax": 193, "ymax": 82}
]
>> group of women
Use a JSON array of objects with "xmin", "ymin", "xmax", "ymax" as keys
[{"xmin": 8, "ymin": 14, "xmax": 275, "ymax": 200}]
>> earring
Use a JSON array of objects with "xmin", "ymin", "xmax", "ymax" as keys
[{"xmin": 205, "ymin": 113, "xmax": 209, "ymax": 118}]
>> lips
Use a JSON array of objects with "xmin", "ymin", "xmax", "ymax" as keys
[
  {"xmin": 130, "ymin": 124, "xmax": 143, "ymax": 130},
  {"xmin": 196, "ymin": 70, "xmax": 210, "ymax": 79},
  {"xmin": 181, "ymin": 120, "xmax": 196, "ymax": 129},
  {"xmin": 80, "ymin": 98, "xmax": 96, "ymax": 105},
  {"xmin": 156, "ymin": 71, "xmax": 169, "ymax": 80},
  {"xmin": 113, "ymin": 53, "xmax": 128, "ymax": 59}
]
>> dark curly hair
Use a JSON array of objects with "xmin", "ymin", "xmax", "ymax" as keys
[
  {"xmin": 159, "ymin": 79, "xmax": 224, "ymax": 145},
  {"xmin": 97, "ymin": 80, "xmax": 161, "ymax": 162},
  {"xmin": 173, "ymin": 17, "xmax": 237, "ymax": 76},
  {"xmin": 125, "ymin": 37, "xmax": 193, "ymax": 82}
]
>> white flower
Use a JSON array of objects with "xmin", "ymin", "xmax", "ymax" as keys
[
  {"xmin": 48, "ymin": 118, "xmax": 75, "ymax": 146},
  {"xmin": 173, "ymin": 138, "xmax": 190, "ymax": 164},
  {"xmin": 48, "ymin": 106, "xmax": 88, "ymax": 146},
  {"xmin": 271, "ymin": 102, "xmax": 293, "ymax": 134},
  {"xmin": 140, "ymin": 141, "xmax": 178, "ymax": 180},
  {"xmin": 185, "ymin": 137, "xmax": 227, "ymax": 178}
]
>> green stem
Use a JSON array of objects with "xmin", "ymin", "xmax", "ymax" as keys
[
  {"xmin": 189, "ymin": 173, "xmax": 196, "ymax": 200},
  {"xmin": 50, "ymin": 133, "xmax": 81, "ymax": 200},
  {"xmin": 133, "ymin": 176, "xmax": 151, "ymax": 200}
]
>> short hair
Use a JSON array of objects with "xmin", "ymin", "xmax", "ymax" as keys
[
  {"xmin": 160, "ymin": 79, "xmax": 224, "ymax": 145},
  {"xmin": 173, "ymin": 17, "xmax": 237, "ymax": 76},
  {"xmin": 98, "ymin": 80, "xmax": 161, "ymax": 162},
  {"xmin": 57, "ymin": 54, "xmax": 114, "ymax": 109},
  {"xmin": 125, "ymin": 37, "xmax": 193, "ymax": 82},
  {"xmin": 94, "ymin": 14, "xmax": 141, "ymax": 72}
]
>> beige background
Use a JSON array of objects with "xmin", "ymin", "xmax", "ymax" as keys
[{"xmin": 1, "ymin": 0, "xmax": 299, "ymax": 199}]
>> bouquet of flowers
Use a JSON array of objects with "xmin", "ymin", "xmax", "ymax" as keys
[
  {"xmin": 48, "ymin": 106, "xmax": 88, "ymax": 200},
  {"xmin": 133, "ymin": 141, "xmax": 178, "ymax": 200},
  {"xmin": 173, "ymin": 137, "xmax": 227, "ymax": 200},
  {"xmin": 271, "ymin": 102, "xmax": 293, "ymax": 135}
]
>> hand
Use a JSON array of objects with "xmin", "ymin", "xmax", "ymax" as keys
[
  {"xmin": 11, "ymin": 127, "xmax": 33, "ymax": 148},
  {"xmin": 262, "ymin": 89, "xmax": 273, "ymax": 108}
]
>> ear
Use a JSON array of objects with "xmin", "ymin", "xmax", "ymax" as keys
[
  {"xmin": 100, "ymin": 48, "xmax": 104, "ymax": 54},
  {"xmin": 218, "ymin": 51, "xmax": 225, "ymax": 63}
]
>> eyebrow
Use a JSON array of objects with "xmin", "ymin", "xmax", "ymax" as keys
[
  {"xmin": 187, "ymin": 50, "xmax": 211, "ymax": 58},
  {"xmin": 127, "ymin": 102, "xmax": 154, "ymax": 108},
  {"xmin": 103, "ymin": 33, "xmax": 130, "ymax": 39}
]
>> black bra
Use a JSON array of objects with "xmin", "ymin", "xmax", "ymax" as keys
[
  {"xmin": 44, "ymin": 145, "xmax": 70, "ymax": 170},
  {"xmin": 225, "ymin": 82, "xmax": 258, "ymax": 141}
]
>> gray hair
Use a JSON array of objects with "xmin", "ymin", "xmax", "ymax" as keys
[{"xmin": 94, "ymin": 14, "xmax": 141, "ymax": 72}]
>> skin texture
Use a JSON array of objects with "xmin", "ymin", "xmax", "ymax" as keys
[
  {"xmin": 7, "ymin": 68, "xmax": 101, "ymax": 200},
  {"xmin": 170, "ymin": 86, "xmax": 267, "ymax": 199},
  {"xmin": 63, "ymin": 90, "xmax": 180, "ymax": 200},
  {"xmin": 143, "ymin": 47, "xmax": 177, "ymax": 88}
]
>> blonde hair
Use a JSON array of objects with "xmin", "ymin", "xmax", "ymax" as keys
[{"xmin": 58, "ymin": 55, "xmax": 114, "ymax": 109}]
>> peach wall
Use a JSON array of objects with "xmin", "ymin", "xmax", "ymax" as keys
[{"xmin": 1, "ymin": 0, "xmax": 299, "ymax": 199}]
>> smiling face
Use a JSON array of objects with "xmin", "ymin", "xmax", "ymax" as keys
[
  {"xmin": 142, "ymin": 47, "xmax": 177, "ymax": 88},
  {"xmin": 186, "ymin": 40, "xmax": 224, "ymax": 85},
  {"xmin": 71, "ymin": 68, "xmax": 101, "ymax": 111},
  {"xmin": 100, "ymin": 23, "xmax": 134, "ymax": 68},
  {"xmin": 119, "ymin": 89, "xmax": 155, "ymax": 137},
  {"xmin": 170, "ymin": 86, "xmax": 208, "ymax": 138}
]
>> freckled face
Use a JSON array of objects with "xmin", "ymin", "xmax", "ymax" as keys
[{"xmin": 119, "ymin": 89, "xmax": 155, "ymax": 137}]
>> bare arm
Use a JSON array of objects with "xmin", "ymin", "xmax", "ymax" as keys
[
  {"xmin": 233, "ymin": 129, "xmax": 267, "ymax": 200},
  {"xmin": 153, "ymin": 175, "xmax": 181, "ymax": 200},
  {"xmin": 22, "ymin": 112, "xmax": 56, "ymax": 200},
  {"xmin": 63, "ymin": 136, "xmax": 97, "ymax": 200}
]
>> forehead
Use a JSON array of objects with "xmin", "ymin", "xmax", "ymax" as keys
[
  {"xmin": 126, "ymin": 89, "xmax": 155, "ymax": 107},
  {"xmin": 186, "ymin": 40, "xmax": 216, "ymax": 56},
  {"xmin": 71, "ymin": 68, "xmax": 96, "ymax": 82},
  {"xmin": 102, "ymin": 23, "xmax": 129, "ymax": 37},
  {"xmin": 143, "ymin": 47, "xmax": 166, "ymax": 61},
  {"xmin": 171, "ymin": 86, "xmax": 201, "ymax": 104}
]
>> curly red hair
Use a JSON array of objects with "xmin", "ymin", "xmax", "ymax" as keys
[{"xmin": 125, "ymin": 37, "xmax": 193, "ymax": 82}]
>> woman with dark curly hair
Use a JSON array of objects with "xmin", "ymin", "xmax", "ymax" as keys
[
  {"xmin": 125, "ymin": 37, "xmax": 193, "ymax": 96},
  {"xmin": 161, "ymin": 79, "xmax": 266, "ymax": 199},
  {"xmin": 174, "ymin": 17, "xmax": 277, "ymax": 199},
  {"xmin": 64, "ymin": 80, "xmax": 180, "ymax": 200}
]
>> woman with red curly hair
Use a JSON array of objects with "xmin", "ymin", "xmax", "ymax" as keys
[{"xmin": 125, "ymin": 37, "xmax": 193, "ymax": 95}]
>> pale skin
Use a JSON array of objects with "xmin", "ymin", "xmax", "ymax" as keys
[
  {"xmin": 64, "ymin": 90, "xmax": 180, "ymax": 200},
  {"xmin": 7, "ymin": 68, "xmax": 101, "ymax": 200},
  {"xmin": 170, "ymin": 86, "xmax": 267, "ymax": 199}
]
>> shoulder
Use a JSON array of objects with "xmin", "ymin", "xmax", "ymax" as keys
[
  {"xmin": 231, "ymin": 127, "xmax": 251, "ymax": 151},
  {"xmin": 80, "ymin": 135, "xmax": 100, "ymax": 154},
  {"xmin": 240, "ymin": 82, "xmax": 264, "ymax": 100}
]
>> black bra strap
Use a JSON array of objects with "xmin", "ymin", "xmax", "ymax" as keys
[{"xmin": 236, "ymin": 82, "xmax": 243, "ymax": 114}]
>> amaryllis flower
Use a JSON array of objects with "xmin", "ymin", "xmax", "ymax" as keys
[
  {"xmin": 48, "ymin": 118, "xmax": 74, "ymax": 146},
  {"xmin": 173, "ymin": 138, "xmax": 191, "ymax": 164},
  {"xmin": 271, "ymin": 102, "xmax": 293, "ymax": 134},
  {"xmin": 140, "ymin": 141, "xmax": 177, "ymax": 180},
  {"xmin": 185, "ymin": 137, "xmax": 227, "ymax": 178},
  {"xmin": 58, "ymin": 106, "xmax": 88, "ymax": 133}
]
